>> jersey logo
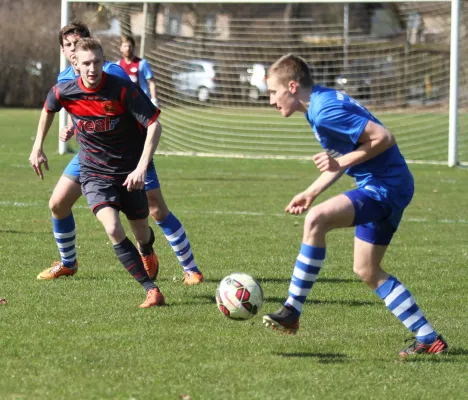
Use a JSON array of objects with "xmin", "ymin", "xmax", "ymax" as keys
[
  {"xmin": 102, "ymin": 101, "xmax": 116, "ymax": 114},
  {"xmin": 77, "ymin": 117, "xmax": 120, "ymax": 133}
]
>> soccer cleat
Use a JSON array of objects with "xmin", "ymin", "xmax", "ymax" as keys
[
  {"xmin": 139, "ymin": 287, "xmax": 166, "ymax": 308},
  {"xmin": 140, "ymin": 249, "xmax": 159, "ymax": 281},
  {"xmin": 183, "ymin": 271, "xmax": 205, "ymax": 285},
  {"xmin": 399, "ymin": 335, "xmax": 448, "ymax": 358},
  {"xmin": 263, "ymin": 305, "xmax": 300, "ymax": 335},
  {"xmin": 37, "ymin": 261, "xmax": 78, "ymax": 280}
]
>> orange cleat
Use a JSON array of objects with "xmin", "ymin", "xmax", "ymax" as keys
[
  {"xmin": 37, "ymin": 261, "xmax": 78, "ymax": 280},
  {"xmin": 183, "ymin": 271, "xmax": 205, "ymax": 285},
  {"xmin": 139, "ymin": 287, "xmax": 166, "ymax": 308},
  {"xmin": 140, "ymin": 250, "xmax": 159, "ymax": 281}
]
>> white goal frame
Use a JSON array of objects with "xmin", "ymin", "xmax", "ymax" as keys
[{"xmin": 60, "ymin": 0, "xmax": 462, "ymax": 167}]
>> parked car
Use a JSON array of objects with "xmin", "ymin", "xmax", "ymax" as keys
[
  {"xmin": 171, "ymin": 59, "xmax": 218, "ymax": 102},
  {"xmin": 334, "ymin": 57, "xmax": 396, "ymax": 102},
  {"xmin": 238, "ymin": 63, "xmax": 269, "ymax": 101}
]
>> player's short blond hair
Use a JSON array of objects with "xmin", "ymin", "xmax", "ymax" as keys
[
  {"xmin": 75, "ymin": 38, "xmax": 103, "ymax": 56},
  {"xmin": 267, "ymin": 54, "xmax": 314, "ymax": 88}
]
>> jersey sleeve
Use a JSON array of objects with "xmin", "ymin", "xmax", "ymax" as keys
[
  {"xmin": 57, "ymin": 66, "xmax": 76, "ymax": 83},
  {"xmin": 315, "ymin": 104, "xmax": 368, "ymax": 144},
  {"xmin": 103, "ymin": 62, "xmax": 131, "ymax": 81},
  {"xmin": 139, "ymin": 59, "xmax": 154, "ymax": 81},
  {"xmin": 121, "ymin": 82, "xmax": 160, "ymax": 127},
  {"xmin": 44, "ymin": 85, "xmax": 63, "ymax": 113}
]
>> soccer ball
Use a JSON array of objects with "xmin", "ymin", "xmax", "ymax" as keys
[{"xmin": 215, "ymin": 273, "xmax": 264, "ymax": 320}]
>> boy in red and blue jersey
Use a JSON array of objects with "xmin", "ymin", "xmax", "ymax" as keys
[
  {"xmin": 36, "ymin": 38, "xmax": 164, "ymax": 308},
  {"xmin": 29, "ymin": 21, "xmax": 203, "ymax": 286}
]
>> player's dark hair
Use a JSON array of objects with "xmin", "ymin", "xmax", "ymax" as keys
[
  {"xmin": 267, "ymin": 54, "xmax": 314, "ymax": 89},
  {"xmin": 75, "ymin": 38, "xmax": 103, "ymax": 55},
  {"xmin": 120, "ymin": 34, "xmax": 135, "ymax": 47},
  {"xmin": 59, "ymin": 21, "xmax": 91, "ymax": 47}
]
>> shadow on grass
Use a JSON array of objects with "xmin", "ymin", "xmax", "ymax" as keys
[
  {"xmin": 402, "ymin": 347, "xmax": 468, "ymax": 363},
  {"xmin": 265, "ymin": 296, "xmax": 378, "ymax": 307},
  {"xmin": 0, "ymin": 229, "xmax": 50, "ymax": 235},
  {"xmin": 275, "ymin": 352, "xmax": 348, "ymax": 364}
]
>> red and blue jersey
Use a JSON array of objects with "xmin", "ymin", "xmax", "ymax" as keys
[{"xmin": 45, "ymin": 72, "xmax": 160, "ymax": 180}]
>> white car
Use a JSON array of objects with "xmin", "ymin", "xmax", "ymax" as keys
[{"xmin": 171, "ymin": 59, "xmax": 217, "ymax": 102}]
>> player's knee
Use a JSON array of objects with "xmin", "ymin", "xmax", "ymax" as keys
[
  {"xmin": 304, "ymin": 208, "xmax": 328, "ymax": 235},
  {"xmin": 149, "ymin": 205, "xmax": 169, "ymax": 223},
  {"xmin": 49, "ymin": 196, "xmax": 71, "ymax": 218},
  {"xmin": 104, "ymin": 222, "xmax": 125, "ymax": 242}
]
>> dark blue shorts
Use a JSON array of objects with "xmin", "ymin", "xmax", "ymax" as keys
[
  {"xmin": 64, "ymin": 154, "xmax": 160, "ymax": 190},
  {"xmin": 81, "ymin": 177, "xmax": 149, "ymax": 220},
  {"xmin": 344, "ymin": 185, "xmax": 411, "ymax": 246}
]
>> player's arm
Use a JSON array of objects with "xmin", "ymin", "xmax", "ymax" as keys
[
  {"xmin": 314, "ymin": 121, "xmax": 396, "ymax": 173},
  {"xmin": 29, "ymin": 108, "xmax": 56, "ymax": 180},
  {"xmin": 29, "ymin": 86, "xmax": 63, "ymax": 179},
  {"xmin": 285, "ymin": 169, "xmax": 345, "ymax": 215},
  {"xmin": 141, "ymin": 59, "xmax": 158, "ymax": 105},
  {"xmin": 123, "ymin": 120, "xmax": 162, "ymax": 191},
  {"xmin": 148, "ymin": 78, "xmax": 158, "ymax": 105}
]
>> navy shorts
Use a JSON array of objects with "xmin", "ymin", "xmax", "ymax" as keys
[
  {"xmin": 81, "ymin": 177, "xmax": 149, "ymax": 220},
  {"xmin": 344, "ymin": 184, "xmax": 412, "ymax": 246},
  {"xmin": 65, "ymin": 154, "xmax": 160, "ymax": 190}
]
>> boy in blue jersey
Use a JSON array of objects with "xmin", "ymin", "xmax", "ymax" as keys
[
  {"xmin": 262, "ymin": 54, "xmax": 447, "ymax": 358},
  {"xmin": 29, "ymin": 21, "xmax": 203, "ymax": 286}
]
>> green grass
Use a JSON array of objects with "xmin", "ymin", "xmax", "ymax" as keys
[{"xmin": 1, "ymin": 108, "xmax": 468, "ymax": 399}]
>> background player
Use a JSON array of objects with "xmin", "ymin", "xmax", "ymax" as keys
[
  {"xmin": 35, "ymin": 38, "xmax": 165, "ymax": 308},
  {"xmin": 29, "ymin": 22, "xmax": 203, "ymax": 285},
  {"xmin": 261, "ymin": 54, "xmax": 447, "ymax": 358},
  {"xmin": 118, "ymin": 34, "xmax": 159, "ymax": 107}
]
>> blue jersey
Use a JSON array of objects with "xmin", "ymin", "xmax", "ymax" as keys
[
  {"xmin": 306, "ymin": 85, "xmax": 413, "ymax": 208},
  {"xmin": 57, "ymin": 61, "xmax": 130, "ymax": 83}
]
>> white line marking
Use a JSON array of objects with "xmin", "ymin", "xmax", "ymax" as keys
[{"xmin": 1, "ymin": 201, "xmax": 467, "ymax": 224}]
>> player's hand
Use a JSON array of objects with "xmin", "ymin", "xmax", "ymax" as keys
[
  {"xmin": 285, "ymin": 192, "xmax": 314, "ymax": 215},
  {"xmin": 312, "ymin": 152, "xmax": 341, "ymax": 173},
  {"xmin": 29, "ymin": 148, "xmax": 49, "ymax": 180},
  {"xmin": 59, "ymin": 124, "xmax": 74, "ymax": 142},
  {"xmin": 123, "ymin": 169, "xmax": 146, "ymax": 192},
  {"xmin": 151, "ymin": 98, "xmax": 159, "ymax": 108}
]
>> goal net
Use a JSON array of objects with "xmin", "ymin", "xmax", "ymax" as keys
[{"xmin": 66, "ymin": 1, "xmax": 467, "ymax": 165}]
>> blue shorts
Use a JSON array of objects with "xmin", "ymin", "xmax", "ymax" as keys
[
  {"xmin": 344, "ymin": 183, "xmax": 413, "ymax": 246},
  {"xmin": 63, "ymin": 154, "xmax": 160, "ymax": 190}
]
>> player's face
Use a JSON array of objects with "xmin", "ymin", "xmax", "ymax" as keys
[
  {"xmin": 120, "ymin": 41, "xmax": 134, "ymax": 58},
  {"xmin": 76, "ymin": 49, "xmax": 104, "ymax": 88},
  {"xmin": 267, "ymin": 76, "xmax": 299, "ymax": 118},
  {"xmin": 61, "ymin": 33, "xmax": 83, "ymax": 65}
]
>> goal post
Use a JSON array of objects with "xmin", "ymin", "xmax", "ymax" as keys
[{"xmin": 60, "ymin": 0, "xmax": 463, "ymax": 167}]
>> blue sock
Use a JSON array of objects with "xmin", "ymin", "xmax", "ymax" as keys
[
  {"xmin": 285, "ymin": 243, "xmax": 325, "ymax": 315},
  {"xmin": 157, "ymin": 212, "xmax": 199, "ymax": 273},
  {"xmin": 375, "ymin": 276, "xmax": 437, "ymax": 344},
  {"xmin": 52, "ymin": 213, "xmax": 77, "ymax": 268}
]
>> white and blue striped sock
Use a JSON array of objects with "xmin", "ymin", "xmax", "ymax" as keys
[
  {"xmin": 285, "ymin": 243, "xmax": 325, "ymax": 315},
  {"xmin": 52, "ymin": 213, "xmax": 76, "ymax": 268},
  {"xmin": 157, "ymin": 212, "xmax": 199, "ymax": 273},
  {"xmin": 375, "ymin": 276, "xmax": 437, "ymax": 344}
]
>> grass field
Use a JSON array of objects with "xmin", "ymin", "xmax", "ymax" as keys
[{"xmin": 1, "ymin": 108, "xmax": 468, "ymax": 399}]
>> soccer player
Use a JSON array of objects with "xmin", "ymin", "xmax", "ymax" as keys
[
  {"xmin": 29, "ymin": 22, "xmax": 203, "ymax": 285},
  {"xmin": 34, "ymin": 38, "xmax": 165, "ymax": 308},
  {"xmin": 262, "ymin": 54, "xmax": 448, "ymax": 357},
  {"xmin": 118, "ymin": 34, "xmax": 159, "ymax": 107}
]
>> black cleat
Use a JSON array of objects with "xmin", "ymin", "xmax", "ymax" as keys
[
  {"xmin": 263, "ymin": 305, "xmax": 300, "ymax": 335},
  {"xmin": 399, "ymin": 335, "xmax": 448, "ymax": 358}
]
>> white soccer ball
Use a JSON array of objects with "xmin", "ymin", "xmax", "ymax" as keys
[{"xmin": 215, "ymin": 273, "xmax": 264, "ymax": 320}]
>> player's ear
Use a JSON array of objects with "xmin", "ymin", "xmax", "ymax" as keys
[{"xmin": 289, "ymin": 80, "xmax": 298, "ymax": 94}]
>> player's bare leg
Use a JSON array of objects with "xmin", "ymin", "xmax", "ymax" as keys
[
  {"xmin": 37, "ymin": 176, "xmax": 81, "ymax": 280},
  {"xmin": 355, "ymin": 237, "xmax": 447, "ymax": 357},
  {"xmin": 264, "ymin": 195, "xmax": 354, "ymax": 333},
  {"xmin": 146, "ymin": 188, "xmax": 204, "ymax": 284}
]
